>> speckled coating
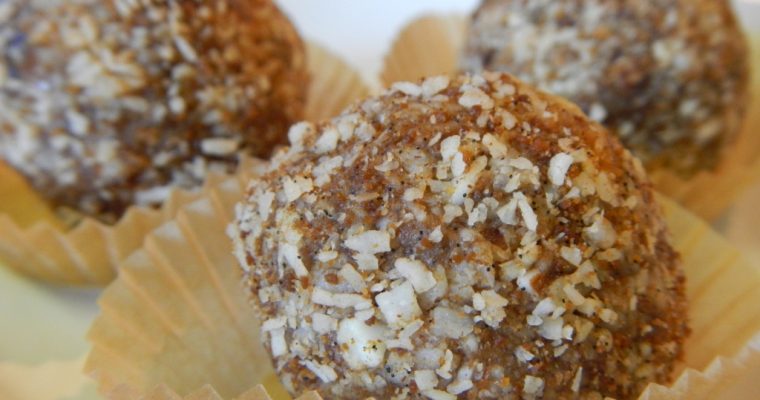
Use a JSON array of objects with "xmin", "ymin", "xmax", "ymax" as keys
[
  {"xmin": 231, "ymin": 73, "xmax": 688, "ymax": 399},
  {"xmin": 461, "ymin": 0, "xmax": 749, "ymax": 175},
  {"xmin": 0, "ymin": 0, "xmax": 307, "ymax": 223}
]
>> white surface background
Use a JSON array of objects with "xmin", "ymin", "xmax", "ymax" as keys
[
  {"xmin": 0, "ymin": 1, "xmax": 758, "ymax": 399},
  {"xmin": 277, "ymin": 0, "xmax": 760, "ymax": 87}
]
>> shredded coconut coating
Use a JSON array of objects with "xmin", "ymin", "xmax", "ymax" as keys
[
  {"xmin": 231, "ymin": 73, "xmax": 688, "ymax": 399},
  {"xmin": 0, "ymin": 0, "xmax": 307, "ymax": 222},
  {"xmin": 461, "ymin": 0, "xmax": 748, "ymax": 175}
]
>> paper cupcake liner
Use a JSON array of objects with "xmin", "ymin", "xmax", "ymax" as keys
[
  {"xmin": 83, "ymin": 164, "xmax": 760, "ymax": 399},
  {"xmin": 639, "ymin": 334, "xmax": 760, "ymax": 400},
  {"xmin": 104, "ymin": 384, "xmax": 321, "ymax": 400},
  {"xmin": 381, "ymin": 15, "xmax": 760, "ymax": 222},
  {"xmin": 725, "ymin": 181, "xmax": 760, "ymax": 261},
  {"xmin": 0, "ymin": 41, "xmax": 369, "ymax": 287},
  {"xmin": 305, "ymin": 44, "xmax": 372, "ymax": 124}
]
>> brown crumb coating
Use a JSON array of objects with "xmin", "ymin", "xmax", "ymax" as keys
[
  {"xmin": 231, "ymin": 73, "xmax": 688, "ymax": 399},
  {"xmin": 0, "ymin": 0, "xmax": 307, "ymax": 223},
  {"xmin": 461, "ymin": 0, "xmax": 749, "ymax": 175}
]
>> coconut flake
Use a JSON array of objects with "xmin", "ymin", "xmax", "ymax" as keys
[
  {"xmin": 422, "ymin": 76, "xmax": 450, "ymax": 97},
  {"xmin": 423, "ymin": 390, "xmax": 456, "ymax": 400},
  {"xmin": 473, "ymin": 290, "xmax": 509, "ymax": 327},
  {"xmin": 589, "ymin": 103, "xmax": 607, "ymax": 122},
  {"xmin": 572, "ymin": 367, "xmax": 583, "ymax": 392},
  {"xmin": 314, "ymin": 126, "xmax": 340, "ymax": 154},
  {"xmin": 404, "ymin": 187, "xmax": 425, "ymax": 202},
  {"xmin": 599, "ymin": 308, "xmax": 618, "ymax": 324},
  {"xmin": 437, "ymin": 349, "xmax": 454, "ymax": 379},
  {"xmin": 516, "ymin": 268, "xmax": 539, "ymax": 296},
  {"xmin": 345, "ymin": 230, "xmax": 391, "ymax": 254},
  {"xmin": 523, "ymin": 375, "xmax": 544, "ymax": 396},
  {"xmin": 354, "ymin": 253, "xmax": 379, "ymax": 271},
  {"xmin": 562, "ymin": 324, "xmax": 574, "ymax": 340},
  {"xmin": 311, "ymin": 287, "xmax": 371, "ymax": 309},
  {"xmin": 560, "ymin": 246, "xmax": 582, "ymax": 266},
  {"xmin": 451, "ymin": 152, "xmax": 466, "ymax": 177},
  {"xmin": 443, "ymin": 205, "xmax": 463, "ymax": 223},
  {"xmin": 317, "ymin": 250, "xmax": 338, "ymax": 262},
  {"xmin": 313, "ymin": 155, "xmax": 343, "ymax": 186},
  {"xmin": 584, "ymin": 214, "xmax": 617, "ymax": 249},
  {"xmin": 515, "ymin": 346, "xmax": 535, "ymax": 363},
  {"xmin": 393, "ymin": 81, "xmax": 422, "ymax": 97},
  {"xmin": 431, "ymin": 306, "xmax": 474, "ymax": 339},
  {"xmin": 440, "ymin": 136, "xmax": 461, "ymax": 161},
  {"xmin": 337, "ymin": 318, "xmax": 387, "ymax": 370},
  {"xmin": 467, "ymin": 202, "xmax": 488, "ymax": 227},
  {"xmin": 261, "ymin": 317, "xmax": 287, "ymax": 332},
  {"xmin": 482, "ymin": 133, "xmax": 507, "ymax": 158},
  {"xmin": 257, "ymin": 191, "xmax": 275, "ymax": 220},
  {"xmin": 429, "ymin": 226, "xmax": 443, "ymax": 243},
  {"xmin": 459, "ymin": 86, "xmax": 494, "ymax": 109},
  {"xmin": 450, "ymin": 156, "xmax": 487, "ymax": 205},
  {"xmin": 395, "ymin": 258, "xmax": 436, "ymax": 293},
  {"xmin": 287, "ymin": 122, "xmax": 314, "ymax": 149},
  {"xmin": 279, "ymin": 243, "xmax": 308, "ymax": 277},
  {"xmin": 510, "ymin": 157, "xmax": 534, "ymax": 170},
  {"xmin": 497, "ymin": 198, "xmax": 519, "ymax": 225},
  {"xmin": 532, "ymin": 298, "xmax": 558, "ymax": 317},
  {"xmin": 339, "ymin": 263, "xmax": 367, "ymax": 292},
  {"xmin": 282, "ymin": 176, "xmax": 313, "ymax": 203},
  {"xmin": 548, "ymin": 152, "xmax": 574, "ymax": 186},
  {"xmin": 516, "ymin": 193, "xmax": 538, "ymax": 231},
  {"xmin": 563, "ymin": 284, "xmax": 586, "ymax": 306},
  {"xmin": 312, "ymin": 313, "xmax": 338, "ymax": 334},
  {"xmin": 539, "ymin": 317, "xmax": 564, "ymax": 340},
  {"xmin": 499, "ymin": 109, "xmax": 517, "ymax": 129},
  {"xmin": 301, "ymin": 360, "xmax": 338, "ymax": 383},
  {"xmin": 447, "ymin": 366, "xmax": 474, "ymax": 395},
  {"xmin": 415, "ymin": 369, "xmax": 439, "ymax": 392},
  {"xmin": 375, "ymin": 281, "xmax": 421, "ymax": 327},
  {"xmin": 269, "ymin": 327, "xmax": 287, "ymax": 357},
  {"xmin": 200, "ymin": 137, "xmax": 238, "ymax": 156}
]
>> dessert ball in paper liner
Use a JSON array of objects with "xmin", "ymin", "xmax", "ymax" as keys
[
  {"xmin": 230, "ymin": 73, "xmax": 687, "ymax": 399},
  {"xmin": 0, "ymin": 0, "xmax": 307, "ymax": 223},
  {"xmin": 460, "ymin": 0, "xmax": 749, "ymax": 176},
  {"xmin": 382, "ymin": 16, "xmax": 760, "ymax": 222},
  {"xmin": 84, "ymin": 171, "xmax": 760, "ymax": 398},
  {"xmin": 0, "ymin": 39, "xmax": 370, "ymax": 286}
]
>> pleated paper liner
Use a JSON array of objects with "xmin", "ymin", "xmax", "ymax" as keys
[
  {"xmin": 83, "ymin": 162, "xmax": 760, "ymax": 399},
  {"xmin": 726, "ymin": 182, "xmax": 760, "ymax": 261},
  {"xmin": 99, "ymin": 343, "xmax": 760, "ymax": 400},
  {"xmin": 0, "ymin": 41, "xmax": 370, "ymax": 287},
  {"xmin": 104, "ymin": 384, "xmax": 321, "ymax": 400},
  {"xmin": 381, "ymin": 15, "xmax": 760, "ymax": 222}
]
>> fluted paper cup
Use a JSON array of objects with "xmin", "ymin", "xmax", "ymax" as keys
[{"xmin": 84, "ymin": 166, "xmax": 760, "ymax": 399}]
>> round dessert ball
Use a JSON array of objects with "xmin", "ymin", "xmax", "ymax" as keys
[
  {"xmin": 0, "ymin": 0, "xmax": 307, "ymax": 222},
  {"xmin": 461, "ymin": 0, "xmax": 749, "ymax": 175},
  {"xmin": 231, "ymin": 73, "xmax": 688, "ymax": 399}
]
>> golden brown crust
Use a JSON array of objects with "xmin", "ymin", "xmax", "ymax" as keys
[
  {"xmin": 461, "ymin": 0, "xmax": 749, "ymax": 176},
  {"xmin": 231, "ymin": 73, "xmax": 688, "ymax": 399},
  {"xmin": 0, "ymin": 0, "xmax": 307, "ymax": 222}
]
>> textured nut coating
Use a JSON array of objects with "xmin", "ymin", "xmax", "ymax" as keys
[
  {"xmin": 0, "ymin": 0, "xmax": 307, "ymax": 222},
  {"xmin": 231, "ymin": 73, "xmax": 688, "ymax": 399},
  {"xmin": 461, "ymin": 0, "xmax": 748, "ymax": 175}
]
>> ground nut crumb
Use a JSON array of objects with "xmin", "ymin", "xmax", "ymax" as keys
[
  {"xmin": 0, "ymin": 0, "xmax": 307, "ymax": 222},
  {"xmin": 462, "ymin": 0, "xmax": 748, "ymax": 175},
  {"xmin": 231, "ymin": 73, "xmax": 688, "ymax": 400}
]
